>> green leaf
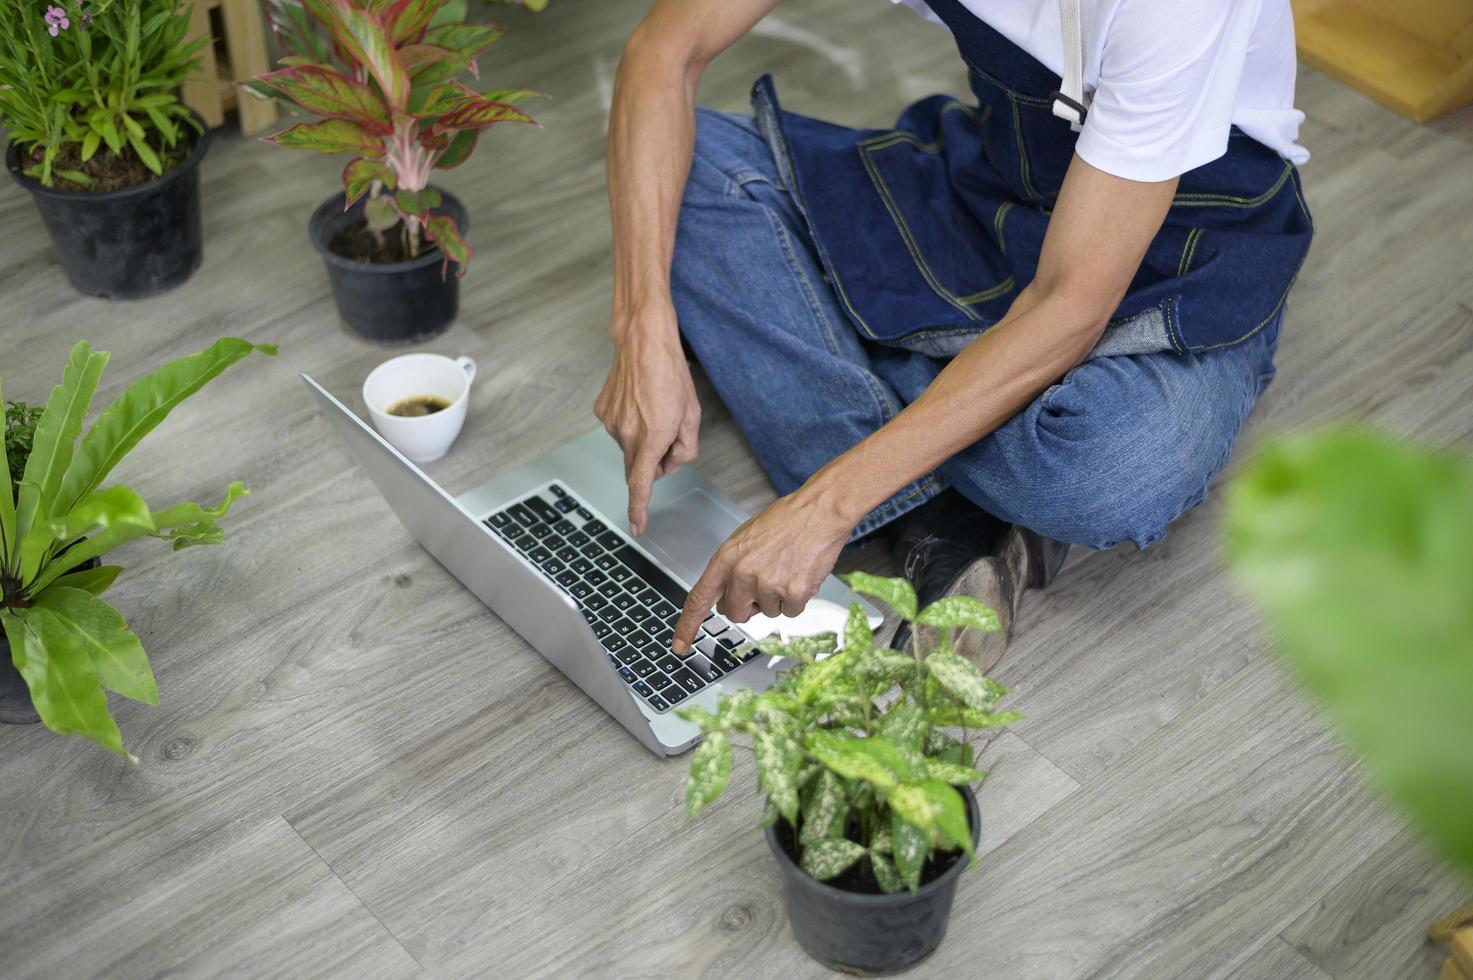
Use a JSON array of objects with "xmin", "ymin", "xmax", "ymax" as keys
[
  {"xmin": 800, "ymin": 769, "xmax": 847, "ymax": 845},
  {"xmin": 427, "ymin": 0, "xmax": 466, "ymax": 27},
  {"xmin": 926, "ymin": 760, "xmax": 987, "ymax": 785},
  {"xmin": 793, "ymin": 647, "xmax": 852, "ymax": 705},
  {"xmin": 433, "ymin": 87, "xmax": 535, "ymax": 130},
  {"xmin": 423, "ymin": 23, "xmax": 503, "ymax": 62},
  {"xmin": 870, "ymin": 852, "xmax": 904, "ymax": 893},
  {"xmin": 365, "ymin": 194, "xmax": 402, "ymax": 232},
  {"xmin": 254, "ymin": 65, "xmax": 390, "ymax": 127},
  {"xmin": 715, "ymin": 688, "xmax": 757, "ymax": 729},
  {"xmin": 806, "ymin": 731, "xmax": 909, "ymax": 789},
  {"xmin": 685, "ymin": 731, "xmax": 731, "ymax": 819},
  {"xmin": 81, "ymin": 129, "xmax": 102, "ymax": 162},
  {"xmin": 149, "ymin": 481, "xmax": 250, "ymax": 551},
  {"xmin": 328, "ymin": 0, "xmax": 411, "ymax": 110},
  {"xmin": 841, "ymin": 571, "xmax": 917, "ymax": 621},
  {"xmin": 891, "ymin": 812, "xmax": 926, "ymax": 891},
  {"xmin": 126, "ymin": 130, "xmax": 163, "ymax": 176},
  {"xmin": 267, "ymin": 118, "xmax": 385, "ymax": 155},
  {"xmin": 0, "ymin": 381, "xmax": 17, "ymax": 575},
  {"xmin": 395, "ymin": 187, "xmax": 442, "ymax": 217},
  {"xmin": 0, "ymin": 609, "xmax": 125, "ymax": 756},
  {"xmin": 798, "ymin": 838, "xmax": 866, "ymax": 882},
  {"xmin": 843, "ymin": 602, "xmax": 873, "ymax": 655},
  {"xmin": 424, "ymin": 213, "xmax": 470, "ymax": 276},
  {"xmin": 342, "ymin": 157, "xmax": 396, "ymax": 208},
  {"xmin": 433, "ymin": 128, "xmax": 477, "ymax": 169},
  {"xmin": 926, "ymin": 651, "xmax": 1004, "ymax": 711},
  {"xmin": 1225, "ymin": 428, "xmax": 1473, "ymax": 879},
  {"xmin": 926, "ymin": 706, "xmax": 1022, "ymax": 729},
  {"xmin": 674, "ymin": 703, "xmax": 720, "ymax": 733},
  {"xmin": 754, "ymin": 730, "xmax": 802, "ymax": 824},
  {"xmin": 49, "ymin": 485, "xmax": 156, "ymax": 542},
  {"xmin": 51, "ymin": 565, "xmax": 122, "ymax": 597},
  {"xmin": 57, "ymin": 340, "xmax": 274, "ymax": 519},
  {"xmin": 891, "ymin": 780, "xmax": 974, "ymax": 860},
  {"xmin": 32, "ymin": 586, "xmax": 156, "ymax": 704},
  {"xmin": 384, "ymin": 0, "xmax": 441, "ymax": 43},
  {"xmin": 915, "ymin": 595, "xmax": 1001, "ymax": 633},
  {"xmin": 14, "ymin": 342, "xmax": 109, "ymax": 579}
]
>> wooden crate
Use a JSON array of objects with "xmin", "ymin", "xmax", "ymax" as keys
[
  {"xmin": 181, "ymin": 0, "xmax": 278, "ymax": 135},
  {"xmin": 1292, "ymin": 0, "xmax": 1473, "ymax": 122}
]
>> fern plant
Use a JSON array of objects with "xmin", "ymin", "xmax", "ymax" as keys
[
  {"xmin": 0, "ymin": 338, "xmax": 274, "ymax": 757},
  {"xmin": 679, "ymin": 573, "xmax": 1018, "ymax": 892}
]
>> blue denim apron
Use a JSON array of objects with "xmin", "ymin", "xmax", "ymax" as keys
[{"xmin": 750, "ymin": 0, "xmax": 1313, "ymax": 358}]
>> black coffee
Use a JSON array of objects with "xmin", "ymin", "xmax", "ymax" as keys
[{"xmin": 388, "ymin": 395, "xmax": 451, "ymax": 417}]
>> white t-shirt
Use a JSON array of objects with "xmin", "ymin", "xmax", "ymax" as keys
[{"xmin": 894, "ymin": 0, "xmax": 1309, "ymax": 181}]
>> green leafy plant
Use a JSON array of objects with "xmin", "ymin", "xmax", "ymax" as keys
[
  {"xmin": 680, "ymin": 573, "xmax": 1018, "ymax": 892},
  {"xmin": 5, "ymin": 401, "xmax": 44, "ymax": 486},
  {"xmin": 0, "ymin": 338, "xmax": 275, "ymax": 757},
  {"xmin": 1226, "ymin": 427, "xmax": 1473, "ymax": 880},
  {"xmin": 0, "ymin": 0, "xmax": 207, "ymax": 187},
  {"xmin": 249, "ymin": 0, "xmax": 538, "ymax": 275}
]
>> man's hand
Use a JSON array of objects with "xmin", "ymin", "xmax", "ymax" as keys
[
  {"xmin": 594, "ymin": 302, "xmax": 701, "ymax": 535},
  {"xmin": 672, "ymin": 486, "xmax": 856, "ymax": 652}
]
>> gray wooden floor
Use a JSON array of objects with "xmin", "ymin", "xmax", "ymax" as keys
[{"xmin": 2, "ymin": 1, "xmax": 1470, "ymax": 977}]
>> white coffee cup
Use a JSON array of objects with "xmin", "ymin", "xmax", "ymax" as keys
[{"xmin": 362, "ymin": 353, "xmax": 477, "ymax": 463}]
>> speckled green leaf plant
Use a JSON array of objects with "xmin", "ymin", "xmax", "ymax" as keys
[
  {"xmin": 0, "ymin": 338, "xmax": 274, "ymax": 757},
  {"xmin": 678, "ymin": 574, "xmax": 1019, "ymax": 893}
]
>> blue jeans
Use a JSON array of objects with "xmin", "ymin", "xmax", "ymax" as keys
[{"xmin": 671, "ymin": 110, "xmax": 1281, "ymax": 550}]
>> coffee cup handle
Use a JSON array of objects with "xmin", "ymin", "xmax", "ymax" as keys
[{"xmin": 456, "ymin": 356, "xmax": 477, "ymax": 385}]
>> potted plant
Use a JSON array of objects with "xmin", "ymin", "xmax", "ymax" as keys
[
  {"xmin": 1, "ymin": 0, "xmax": 209, "ymax": 299},
  {"xmin": 247, "ymin": 0, "xmax": 538, "ymax": 344},
  {"xmin": 0, "ymin": 337, "xmax": 274, "ymax": 757},
  {"xmin": 679, "ymin": 572, "xmax": 1019, "ymax": 974}
]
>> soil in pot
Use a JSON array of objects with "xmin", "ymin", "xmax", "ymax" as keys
[
  {"xmin": 328, "ymin": 221, "xmax": 435, "ymax": 265},
  {"xmin": 40, "ymin": 131, "xmax": 194, "ymax": 193}
]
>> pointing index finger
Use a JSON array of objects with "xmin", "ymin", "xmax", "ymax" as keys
[{"xmin": 673, "ymin": 555, "xmax": 730, "ymax": 653}]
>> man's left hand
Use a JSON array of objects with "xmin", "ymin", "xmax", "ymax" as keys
[{"xmin": 672, "ymin": 486, "xmax": 855, "ymax": 652}]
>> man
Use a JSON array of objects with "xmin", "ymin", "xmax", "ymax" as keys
[{"xmin": 596, "ymin": 0, "xmax": 1312, "ymax": 666}]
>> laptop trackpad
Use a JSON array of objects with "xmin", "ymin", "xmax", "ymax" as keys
[{"xmin": 642, "ymin": 488, "xmax": 746, "ymax": 584}]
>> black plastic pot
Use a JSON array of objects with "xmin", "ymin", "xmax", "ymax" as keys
[
  {"xmin": 5, "ymin": 116, "xmax": 208, "ymax": 300},
  {"xmin": 765, "ymin": 786, "xmax": 981, "ymax": 975},
  {"xmin": 308, "ymin": 189, "xmax": 467, "ymax": 345},
  {"xmin": 0, "ymin": 555, "xmax": 102, "ymax": 725}
]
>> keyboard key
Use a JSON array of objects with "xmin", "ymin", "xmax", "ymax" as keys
[
  {"xmin": 549, "ymin": 484, "xmax": 568, "ymax": 498},
  {"xmin": 525, "ymin": 496, "xmax": 562, "ymax": 525},
  {"xmin": 695, "ymin": 636, "xmax": 723, "ymax": 661},
  {"xmin": 555, "ymin": 570, "xmax": 579, "ymax": 587},
  {"xmin": 633, "ymin": 680, "xmax": 653, "ymax": 697},
  {"xmin": 637, "ymin": 588, "xmax": 661, "ymax": 606},
  {"xmin": 612, "ymin": 593, "xmax": 638, "ymax": 612},
  {"xmin": 611, "ymin": 616, "xmax": 638, "ymax": 635},
  {"xmin": 618, "ymin": 666, "xmax": 637, "ymax": 684},
  {"xmin": 507, "ymin": 503, "xmax": 536, "ymax": 527},
  {"xmin": 572, "ymin": 558, "xmax": 595, "ymax": 575},
  {"xmin": 543, "ymin": 559, "xmax": 566, "ymax": 576},
  {"xmin": 585, "ymin": 593, "xmax": 611, "ymax": 612},
  {"xmin": 740, "ymin": 644, "xmax": 763, "ymax": 662},
  {"xmin": 581, "ymin": 543, "xmax": 605, "ymax": 560},
  {"xmin": 593, "ymin": 622, "xmax": 612, "ymax": 640},
  {"xmin": 632, "ymin": 658, "xmax": 658, "ymax": 678},
  {"xmin": 576, "ymin": 506, "xmax": 595, "ymax": 521},
  {"xmin": 614, "ymin": 646, "xmax": 640, "ymax": 665},
  {"xmin": 653, "ymin": 672, "xmax": 678, "ymax": 693},
  {"xmin": 510, "ymin": 534, "xmax": 534, "ymax": 552},
  {"xmin": 648, "ymin": 693, "xmax": 669, "ymax": 711},
  {"xmin": 664, "ymin": 685, "xmax": 688, "ymax": 704},
  {"xmin": 528, "ymin": 523, "xmax": 553, "ymax": 540},
  {"xmin": 657, "ymin": 654, "xmax": 683, "ymax": 675},
  {"xmin": 608, "ymin": 565, "xmax": 633, "ymax": 583},
  {"xmin": 586, "ymin": 570, "xmax": 608, "ymax": 586},
  {"xmin": 488, "ymin": 511, "xmax": 514, "ymax": 529},
  {"xmin": 553, "ymin": 519, "xmax": 577, "ymax": 537},
  {"xmin": 594, "ymin": 554, "xmax": 619, "ymax": 572},
  {"xmin": 715, "ymin": 633, "xmax": 744, "ymax": 652},
  {"xmin": 596, "ymin": 531, "xmax": 623, "ymax": 551},
  {"xmin": 571, "ymin": 582, "xmax": 595, "ymax": 600},
  {"xmin": 614, "ymin": 545, "xmax": 688, "ymax": 606},
  {"xmin": 670, "ymin": 668, "xmax": 703, "ymax": 695},
  {"xmin": 640, "ymin": 640, "xmax": 667, "ymax": 661},
  {"xmin": 596, "ymin": 580, "xmax": 622, "ymax": 599},
  {"xmin": 711, "ymin": 649, "xmax": 741, "ymax": 672},
  {"xmin": 687, "ymin": 654, "xmax": 724, "ymax": 683},
  {"xmin": 529, "ymin": 547, "xmax": 552, "ymax": 564},
  {"xmin": 556, "ymin": 497, "xmax": 579, "ymax": 513},
  {"xmin": 648, "ymin": 625, "xmax": 674, "ymax": 646},
  {"xmin": 640, "ymin": 616, "xmax": 664, "ymax": 636},
  {"xmin": 545, "ymin": 535, "xmax": 565, "ymax": 551},
  {"xmin": 583, "ymin": 519, "xmax": 608, "ymax": 536},
  {"xmin": 556, "ymin": 546, "xmax": 579, "ymax": 562},
  {"xmin": 567, "ymin": 531, "xmax": 591, "ymax": 548},
  {"xmin": 653, "ymin": 600, "xmax": 678, "ymax": 619}
]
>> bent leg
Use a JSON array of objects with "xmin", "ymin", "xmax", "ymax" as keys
[
  {"xmin": 875, "ymin": 319, "xmax": 1282, "ymax": 550},
  {"xmin": 671, "ymin": 109, "xmax": 944, "ymax": 537}
]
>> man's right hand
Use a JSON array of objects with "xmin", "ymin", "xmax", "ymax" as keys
[{"xmin": 594, "ymin": 302, "xmax": 701, "ymax": 536}]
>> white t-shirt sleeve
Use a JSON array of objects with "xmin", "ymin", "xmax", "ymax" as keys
[{"xmin": 1076, "ymin": 0, "xmax": 1261, "ymax": 182}]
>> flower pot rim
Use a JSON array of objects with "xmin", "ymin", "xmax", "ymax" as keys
[
  {"xmin": 763, "ymin": 783, "xmax": 981, "ymax": 906},
  {"xmin": 4, "ymin": 108, "xmax": 210, "ymax": 203},
  {"xmin": 308, "ymin": 188, "xmax": 469, "ymax": 277}
]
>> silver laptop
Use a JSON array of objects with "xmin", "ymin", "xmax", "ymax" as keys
[{"xmin": 302, "ymin": 373, "xmax": 875, "ymax": 757}]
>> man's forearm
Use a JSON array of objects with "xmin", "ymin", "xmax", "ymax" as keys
[
  {"xmin": 606, "ymin": 28, "xmax": 701, "ymax": 335},
  {"xmin": 804, "ymin": 286, "xmax": 1109, "ymax": 526}
]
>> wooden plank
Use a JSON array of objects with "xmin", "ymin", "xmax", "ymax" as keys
[
  {"xmin": 1226, "ymin": 938, "xmax": 1333, "ymax": 980},
  {"xmin": 182, "ymin": 0, "xmax": 225, "ymax": 128},
  {"xmin": 219, "ymin": 0, "xmax": 278, "ymax": 135},
  {"xmin": 1280, "ymin": 831, "xmax": 1472, "ymax": 980}
]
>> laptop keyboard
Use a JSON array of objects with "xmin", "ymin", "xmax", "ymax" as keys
[{"xmin": 482, "ymin": 483, "xmax": 760, "ymax": 713}]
